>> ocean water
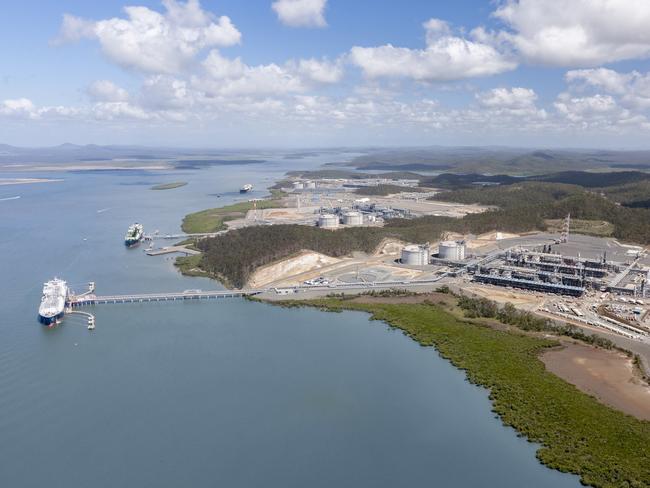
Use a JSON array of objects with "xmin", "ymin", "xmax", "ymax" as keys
[{"xmin": 0, "ymin": 154, "xmax": 580, "ymax": 487}]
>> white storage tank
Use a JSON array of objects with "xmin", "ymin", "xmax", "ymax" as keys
[
  {"xmin": 342, "ymin": 211, "xmax": 363, "ymax": 226},
  {"xmin": 438, "ymin": 240, "xmax": 466, "ymax": 261},
  {"xmin": 401, "ymin": 244, "xmax": 430, "ymax": 266},
  {"xmin": 292, "ymin": 181, "xmax": 304, "ymax": 190},
  {"xmin": 318, "ymin": 214, "xmax": 339, "ymax": 229},
  {"xmin": 305, "ymin": 181, "xmax": 316, "ymax": 189}
]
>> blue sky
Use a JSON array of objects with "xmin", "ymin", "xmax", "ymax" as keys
[{"xmin": 2, "ymin": 0, "xmax": 650, "ymax": 147}]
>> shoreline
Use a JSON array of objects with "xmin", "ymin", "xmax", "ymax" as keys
[{"xmin": 261, "ymin": 294, "xmax": 650, "ymax": 487}]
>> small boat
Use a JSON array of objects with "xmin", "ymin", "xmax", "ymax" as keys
[{"xmin": 240, "ymin": 184, "xmax": 253, "ymax": 193}]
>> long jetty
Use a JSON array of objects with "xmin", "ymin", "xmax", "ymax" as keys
[{"xmin": 69, "ymin": 289, "xmax": 261, "ymax": 307}]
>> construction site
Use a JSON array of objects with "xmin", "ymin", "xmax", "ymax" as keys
[
  {"xmin": 225, "ymin": 176, "xmax": 488, "ymax": 230},
  {"xmin": 244, "ymin": 212, "xmax": 650, "ymax": 344}
]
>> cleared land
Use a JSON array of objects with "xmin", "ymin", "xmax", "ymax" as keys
[
  {"xmin": 545, "ymin": 218, "xmax": 614, "ymax": 237},
  {"xmin": 542, "ymin": 342, "xmax": 650, "ymax": 420},
  {"xmin": 181, "ymin": 198, "xmax": 285, "ymax": 233}
]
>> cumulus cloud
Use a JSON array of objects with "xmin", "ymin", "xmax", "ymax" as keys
[
  {"xmin": 565, "ymin": 68, "xmax": 650, "ymax": 110},
  {"xmin": 494, "ymin": 0, "xmax": 650, "ymax": 66},
  {"xmin": 477, "ymin": 87, "xmax": 537, "ymax": 109},
  {"xmin": 349, "ymin": 18, "xmax": 516, "ymax": 81},
  {"xmin": 293, "ymin": 58, "xmax": 344, "ymax": 84},
  {"xmin": 272, "ymin": 0, "xmax": 327, "ymax": 28},
  {"xmin": 88, "ymin": 80, "xmax": 129, "ymax": 102},
  {"xmin": 0, "ymin": 98, "xmax": 38, "ymax": 119},
  {"xmin": 197, "ymin": 51, "xmax": 343, "ymax": 97},
  {"xmin": 56, "ymin": 0, "xmax": 241, "ymax": 74}
]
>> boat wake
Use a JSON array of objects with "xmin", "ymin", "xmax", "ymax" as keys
[{"xmin": 0, "ymin": 196, "xmax": 20, "ymax": 202}]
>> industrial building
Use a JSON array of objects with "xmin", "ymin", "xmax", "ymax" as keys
[
  {"xmin": 318, "ymin": 214, "xmax": 339, "ymax": 229},
  {"xmin": 401, "ymin": 244, "xmax": 431, "ymax": 266},
  {"xmin": 468, "ymin": 245, "xmax": 650, "ymax": 297},
  {"xmin": 438, "ymin": 241, "xmax": 466, "ymax": 261},
  {"xmin": 342, "ymin": 211, "xmax": 364, "ymax": 226}
]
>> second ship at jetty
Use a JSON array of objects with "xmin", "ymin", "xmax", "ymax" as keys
[{"xmin": 124, "ymin": 223, "xmax": 144, "ymax": 247}]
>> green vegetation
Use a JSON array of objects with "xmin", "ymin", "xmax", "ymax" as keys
[
  {"xmin": 151, "ymin": 181, "xmax": 188, "ymax": 190},
  {"xmin": 349, "ymin": 147, "xmax": 650, "ymax": 174},
  {"xmin": 457, "ymin": 296, "xmax": 616, "ymax": 349},
  {"xmin": 181, "ymin": 198, "xmax": 284, "ymax": 233},
  {"xmin": 282, "ymin": 297, "xmax": 650, "ymax": 487},
  {"xmin": 433, "ymin": 181, "xmax": 650, "ymax": 244},
  {"xmin": 600, "ymin": 180, "xmax": 650, "ymax": 209},
  {"xmin": 173, "ymin": 254, "xmax": 208, "ymax": 277},
  {"xmin": 544, "ymin": 218, "xmax": 615, "ymax": 237},
  {"xmin": 197, "ymin": 225, "xmax": 386, "ymax": 287},
  {"xmin": 354, "ymin": 184, "xmax": 428, "ymax": 196}
]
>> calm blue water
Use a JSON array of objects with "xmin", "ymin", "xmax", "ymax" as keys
[{"xmin": 0, "ymin": 153, "xmax": 580, "ymax": 487}]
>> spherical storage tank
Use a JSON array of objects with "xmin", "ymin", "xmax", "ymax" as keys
[
  {"xmin": 342, "ymin": 211, "xmax": 363, "ymax": 226},
  {"xmin": 318, "ymin": 214, "xmax": 339, "ymax": 229},
  {"xmin": 438, "ymin": 240, "xmax": 466, "ymax": 261},
  {"xmin": 305, "ymin": 181, "xmax": 316, "ymax": 189},
  {"xmin": 401, "ymin": 245, "xmax": 430, "ymax": 266}
]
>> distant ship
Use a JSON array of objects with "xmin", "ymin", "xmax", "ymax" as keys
[
  {"xmin": 124, "ymin": 223, "xmax": 144, "ymax": 247},
  {"xmin": 240, "ymin": 184, "xmax": 253, "ymax": 193},
  {"xmin": 38, "ymin": 278, "xmax": 68, "ymax": 325}
]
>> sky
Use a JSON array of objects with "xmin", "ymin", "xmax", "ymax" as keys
[{"xmin": 3, "ymin": 0, "xmax": 650, "ymax": 148}]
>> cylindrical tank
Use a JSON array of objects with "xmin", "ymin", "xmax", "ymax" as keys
[
  {"xmin": 292, "ymin": 181, "xmax": 304, "ymax": 190},
  {"xmin": 342, "ymin": 211, "xmax": 363, "ymax": 226},
  {"xmin": 438, "ymin": 241, "xmax": 466, "ymax": 261},
  {"xmin": 401, "ymin": 245, "xmax": 430, "ymax": 266},
  {"xmin": 318, "ymin": 214, "xmax": 339, "ymax": 229},
  {"xmin": 305, "ymin": 181, "xmax": 316, "ymax": 189}
]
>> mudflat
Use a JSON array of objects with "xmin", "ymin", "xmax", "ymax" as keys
[{"xmin": 543, "ymin": 342, "xmax": 650, "ymax": 420}]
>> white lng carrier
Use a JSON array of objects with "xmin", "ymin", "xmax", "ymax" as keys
[{"xmin": 38, "ymin": 278, "xmax": 68, "ymax": 325}]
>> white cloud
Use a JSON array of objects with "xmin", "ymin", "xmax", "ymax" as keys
[
  {"xmin": 88, "ymin": 80, "xmax": 129, "ymax": 102},
  {"xmin": 56, "ymin": 0, "xmax": 241, "ymax": 74},
  {"xmin": 477, "ymin": 87, "xmax": 537, "ymax": 109},
  {"xmin": 494, "ymin": 0, "xmax": 650, "ymax": 66},
  {"xmin": 197, "ymin": 51, "xmax": 343, "ymax": 97},
  {"xmin": 349, "ymin": 18, "xmax": 516, "ymax": 81},
  {"xmin": 92, "ymin": 102, "xmax": 152, "ymax": 121},
  {"xmin": 0, "ymin": 98, "xmax": 38, "ymax": 119},
  {"xmin": 294, "ymin": 58, "xmax": 344, "ymax": 84},
  {"xmin": 272, "ymin": 0, "xmax": 327, "ymax": 28},
  {"xmin": 565, "ymin": 68, "xmax": 650, "ymax": 110}
]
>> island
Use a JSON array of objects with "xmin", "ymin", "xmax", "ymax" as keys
[{"xmin": 151, "ymin": 181, "xmax": 188, "ymax": 190}]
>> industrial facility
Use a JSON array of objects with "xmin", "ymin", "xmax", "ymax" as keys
[
  {"xmin": 401, "ymin": 244, "xmax": 431, "ymax": 266},
  {"xmin": 438, "ymin": 240, "xmax": 466, "ymax": 261},
  {"xmin": 318, "ymin": 213, "xmax": 339, "ymax": 229}
]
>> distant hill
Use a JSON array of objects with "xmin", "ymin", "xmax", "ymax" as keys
[{"xmin": 348, "ymin": 147, "xmax": 650, "ymax": 174}]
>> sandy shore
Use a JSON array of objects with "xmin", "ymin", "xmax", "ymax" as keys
[
  {"xmin": 543, "ymin": 342, "xmax": 650, "ymax": 420},
  {"xmin": 0, "ymin": 178, "xmax": 63, "ymax": 186}
]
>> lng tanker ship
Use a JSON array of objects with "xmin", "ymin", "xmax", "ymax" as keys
[
  {"xmin": 124, "ymin": 223, "xmax": 144, "ymax": 247},
  {"xmin": 38, "ymin": 278, "xmax": 68, "ymax": 325}
]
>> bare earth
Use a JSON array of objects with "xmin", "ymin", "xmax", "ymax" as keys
[{"xmin": 543, "ymin": 342, "xmax": 650, "ymax": 420}]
